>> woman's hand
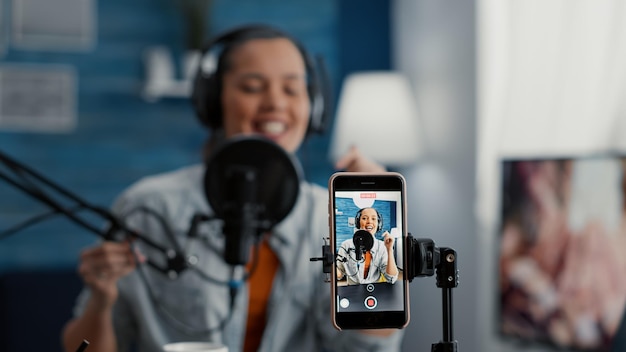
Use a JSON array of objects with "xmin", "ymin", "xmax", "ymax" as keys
[
  {"xmin": 382, "ymin": 231, "xmax": 395, "ymax": 251},
  {"xmin": 78, "ymin": 241, "xmax": 145, "ymax": 309},
  {"xmin": 63, "ymin": 240, "xmax": 144, "ymax": 352},
  {"xmin": 335, "ymin": 146, "xmax": 386, "ymax": 172}
]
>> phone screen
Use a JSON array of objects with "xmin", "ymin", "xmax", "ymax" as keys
[{"xmin": 329, "ymin": 172, "xmax": 410, "ymax": 330}]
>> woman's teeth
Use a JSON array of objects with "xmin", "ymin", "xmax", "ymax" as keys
[{"xmin": 259, "ymin": 121, "xmax": 286, "ymax": 135}]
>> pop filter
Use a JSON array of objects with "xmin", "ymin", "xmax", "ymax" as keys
[
  {"xmin": 203, "ymin": 135, "xmax": 302, "ymax": 265},
  {"xmin": 353, "ymin": 229, "xmax": 374, "ymax": 261}
]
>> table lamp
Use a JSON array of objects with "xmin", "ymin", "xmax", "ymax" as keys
[{"xmin": 329, "ymin": 72, "xmax": 422, "ymax": 167}]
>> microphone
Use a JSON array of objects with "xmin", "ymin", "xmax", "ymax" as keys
[
  {"xmin": 221, "ymin": 165, "xmax": 260, "ymax": 265},
  {"xmin": 353, "ymin": 229, "xmax": 373, "ymax": 262},
  {"xmin": 204, "ymin": 136, "xmax": 302, "ymax": 266}
]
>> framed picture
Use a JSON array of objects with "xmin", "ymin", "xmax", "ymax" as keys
[
  {"xmin": 0, "ymin": 0, "xmax": 6, "ymax": 57},
  {"xmin": 0, "ymin": 64, "xmax": 77, "ymax": 132},
  {"xmin": 497, "ymin": 155, "xmax": 626, "ymax": 351},
  {"xmin": 12, "ymin": 0, "xmax": 96, "ymax": 51}
]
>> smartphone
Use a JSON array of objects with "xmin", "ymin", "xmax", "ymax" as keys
[{"xmin": 329, "ymin": 172, "xmax": 410, "ymax": 330}]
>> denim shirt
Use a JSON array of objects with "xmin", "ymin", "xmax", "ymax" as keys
[
  {"xmin": 72, "ymin": 164, "xmax": 403, "ymax": 352},
  {"xmin": 337, "ymin": 238, "xmax": 399, "ymax": 285}
]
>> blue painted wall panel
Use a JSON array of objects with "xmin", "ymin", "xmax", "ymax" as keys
[
  {"xmin": 0, "ymin": 1, "xmax": 391, "ymax": 350},
  {"xmin": 0, "ymin": 0, "xmax": 390, "ymax": 273},
  {"xmin": 0, "ymin": 0, "xmax": 333, "ymax": 272}
]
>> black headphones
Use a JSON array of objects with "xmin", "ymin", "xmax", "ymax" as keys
[
  {"xmin": 355, "ymin": 208, "xmax": 383, "ymax": 233},
  {"xmin": 191, "ymin": 24, "xmax": 331, "ymax": 135}
]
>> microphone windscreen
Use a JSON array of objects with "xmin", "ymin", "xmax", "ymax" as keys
[
  {"xmin": 353, "ymin": 229, "xmax": 374, "ymax": 261},
  {"xmin": 204, "ymin": 135, "xmax": 302, "ymax": 229},
  {"xmin": 203, "ymin": 136, "xmax": 303, "ymax": 265}
]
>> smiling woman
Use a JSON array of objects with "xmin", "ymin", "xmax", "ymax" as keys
[
  {"xmin": 0, "ymin": 1, "xmax": 395, "ymax": 351},
  {"xmin": 61, "ymin": 24, "xmax": 401, "ymax": 352},
  {"xmin": 219, "ymin": 37, "xmax": 310, "ymax": 152},
  {"xmin": 336, "ymin": 207, "xmax": 399, "ymax": 286}
]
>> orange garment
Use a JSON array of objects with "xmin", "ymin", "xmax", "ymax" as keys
[
  {"xmin": 363, "ymin": 250, "xmax": 372, "ymax": 279},
  {"xmin": 243, "ymin": 238, "xmax": 280, "ymax": 352}
]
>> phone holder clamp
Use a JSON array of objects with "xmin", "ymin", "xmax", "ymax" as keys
[{"xmin": 309, "ymin": 237, "xmax": 333, "ymax": 282}]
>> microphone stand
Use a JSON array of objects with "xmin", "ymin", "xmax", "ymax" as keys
[
  {"xmin": 409, "ymin": 240, "xmax": 459, "ymax": 352},
  {"xmin": 436, "ymin": 248, "xmax": 458, "ymax": 352},
  {"xmin": 0, "ymin": 149, "xmax": 189, "ymax": 278},
  {"xmin": 311, "ymin": 233, "xmax": 460, "ymax": 352}
]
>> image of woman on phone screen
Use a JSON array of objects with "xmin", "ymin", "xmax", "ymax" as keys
[{"xmin": 336, "ymin": 207, "xmax": 399, "ymax": 285}]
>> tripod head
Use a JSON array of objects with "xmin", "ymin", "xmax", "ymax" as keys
[
  {"xmin": 405, "ymin": 235, "xmax": 459, "ymax": 287},
  {"xmin": 310, "ymin": 233, "xmax": 460, "ymax": 351}
]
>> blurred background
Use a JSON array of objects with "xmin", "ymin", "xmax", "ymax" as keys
[{"xmin": 2, "ymin": 0, "xmax": 626, "ymax": 351}]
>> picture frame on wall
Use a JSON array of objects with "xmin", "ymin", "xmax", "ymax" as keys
[
  {"xmin": 12, "ymin": 0, "xmax": 96, "ymax": 51},
  {"xmin": 497, "ymin": 155, "xmax": 626, "ymax": 351},
  {"xmin": 0, "ymin": 0, "xmax": 6, "ymax": 57},
  {"xmin": 0, "ymin": 64, "xmax": 77, "ymax": 133}
]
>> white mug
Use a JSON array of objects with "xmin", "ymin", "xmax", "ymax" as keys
[{"xmin": 163, "ymin": 342, "xmax": 228, "ymax": 352}]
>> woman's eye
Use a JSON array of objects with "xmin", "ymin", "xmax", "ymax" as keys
[
  {"xmin": 285, "ymin": 87, "xmax": 299, "ymax": 96},
  {"xmin": 241, "ymin": 84, "xmax": 262, "ymax": 93},
  {"xmin": 285, "ymin": 83, "xmax": 306, "ymax": 96}
]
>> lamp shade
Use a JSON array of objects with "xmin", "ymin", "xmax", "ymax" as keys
[{"xmin": 329, "ymin": 72, "xmax": 422, "ymax": 167}]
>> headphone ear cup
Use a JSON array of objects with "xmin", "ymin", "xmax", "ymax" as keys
[
  {"xmin": 192, "ymin": 63, "xmax": 222, "ymax": 129},
  {"xmin": 203, "ymin": 74, "xmax": 222, "ymax": 129},
  {"xmin": 191, "ymin": 71, "xmax": 209, "ymax": 127},
  {"xmin": 355, "ymin": 210, "xmax": 361, "ymax": 228},
  {"xmin": 306, "ymin": 55, "xmax": 331, "ymax": 135}
]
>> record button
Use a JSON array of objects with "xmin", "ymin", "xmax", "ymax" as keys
[{"xmin": 364, "ymin": 296, "xmax": 377, "ymax": 310}]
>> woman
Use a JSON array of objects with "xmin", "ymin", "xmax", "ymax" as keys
[
  {"xmin": 62, "ymin": 25, "xmax": 400, "ymax": 352},
  {"xmin": 336, "ymin": 207, "xmax": 399, "ymax": 285}
]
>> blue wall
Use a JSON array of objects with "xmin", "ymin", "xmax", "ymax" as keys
[
  {"xmin": 0, "ymin": 1, "xmax": 391, "ymax": 351},
  {"xmin": 0, "ymin": 0, "xmax": 390, "ymax": 272}
]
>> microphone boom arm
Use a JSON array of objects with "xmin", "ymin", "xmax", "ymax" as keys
[{"xmin": 0, "ymin": 149, "xmax": 188, "ymax": 277}]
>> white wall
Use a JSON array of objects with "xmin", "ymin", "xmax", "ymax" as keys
[
  {"xmin": 392, "ymin": 1, "xmax": 479, "ymax": 351},
  {"xmin": 393, "ymin": 1, "xmax": 626, "ymax": 351}
]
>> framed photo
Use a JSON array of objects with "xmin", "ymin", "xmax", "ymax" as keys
[
  {"xmin": 12, "ymin": 0, "xmax": 96, "ymax": 51},
  {"xmin": 0, "ymin": 64, "xmax": 77, "ymax": 132},
  {"xmin": 498, "ymin": 156, "xmax": 626, "ymax": 351},
  {"xmin": 0, "ymin": 0, "xmax": 6, "ymax": 56}
]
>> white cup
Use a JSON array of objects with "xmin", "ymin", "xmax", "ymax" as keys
[{"xmin": 163, "ymin": 342, "xmax": 228, "ymax": 352}]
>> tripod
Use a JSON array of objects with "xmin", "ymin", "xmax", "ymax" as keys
[
  {"xmin": 401, "ymin": 235, "xmax": 460, "ymax": 351},
  {"xmin": 426, "ymin": 245, "xmax": 459, "ymax": 352},
  {"xmin": 311, "ymin": 234, "xmax": 460, "ymax": 351}
]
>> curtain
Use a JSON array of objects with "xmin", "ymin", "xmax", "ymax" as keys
[
  {"xmin": 477, "ymin": 0, "xmax": 626, "ymax": 241},
  {"xmin": 476, "ymin": 1, "xmax": 626, "ymax": 349}
]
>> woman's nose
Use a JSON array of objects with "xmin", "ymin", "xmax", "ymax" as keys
[{"xmin": 262, "ymin": 85, "xmax": 287, "ymax": 110}]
